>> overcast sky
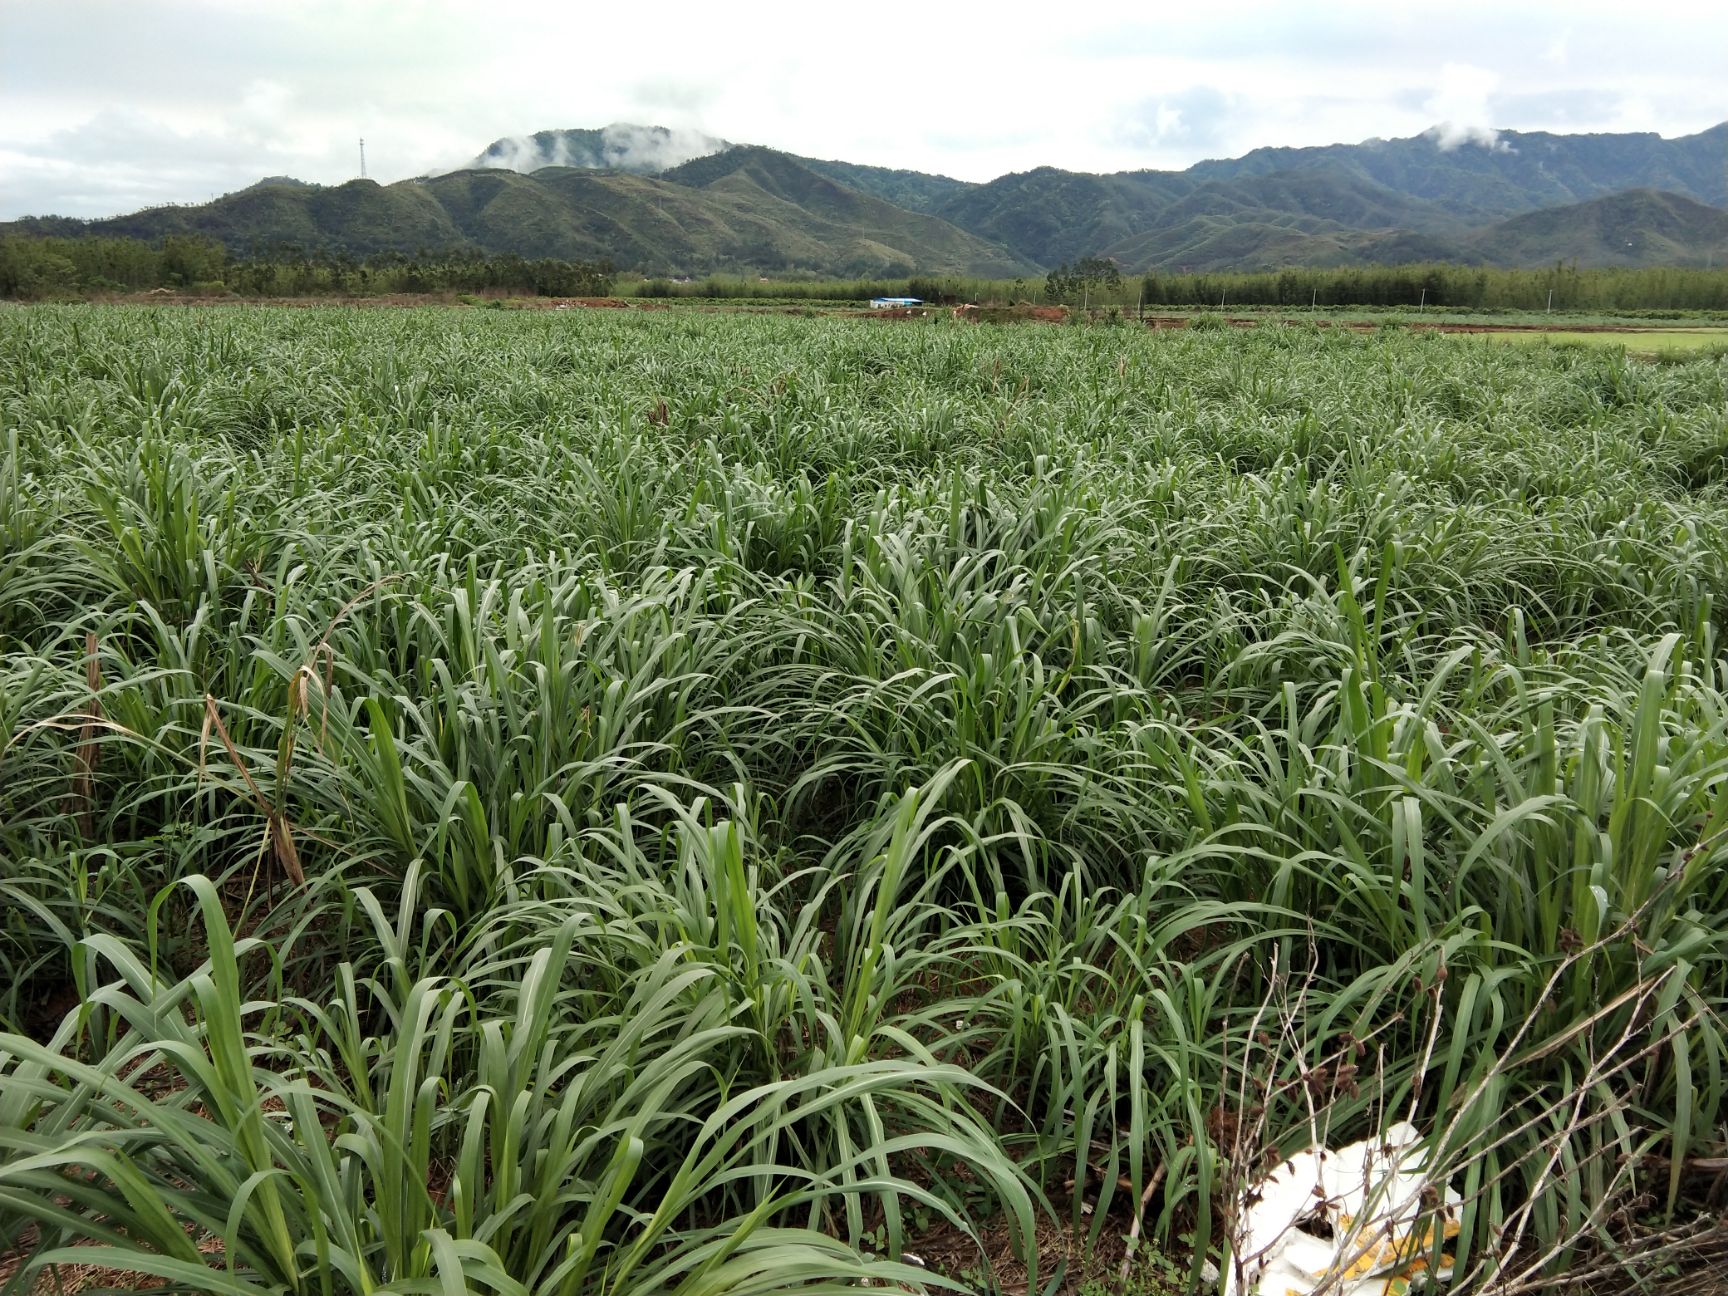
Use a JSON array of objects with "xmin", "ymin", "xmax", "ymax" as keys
[{"xmin": 3, "ymin": 0, "xmax": 1724, "ymax": 220}]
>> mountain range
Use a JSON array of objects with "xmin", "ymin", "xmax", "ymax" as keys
[{"xmin": 6, "ymin": 121, "xmax": 1726, "ymax": 277}]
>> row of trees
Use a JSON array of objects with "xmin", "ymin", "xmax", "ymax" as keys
[
  {"xmin": 0, "ymin": 235, "xmax": 613, "ymax": 300},
  {"xmin": 624, "ymin": 274, "xmax": 1017, "ymax": 304},
  {"xmin": 1139, "ymin": 262, "xmax": 1728, "ymax": 312},
  {"xmin": 0, "ymin": 235, "xmax": 226, "ymax": 299},
  {"xmin": 7, "ymin": 232, "xmax": 1728, "ymax": 314}
]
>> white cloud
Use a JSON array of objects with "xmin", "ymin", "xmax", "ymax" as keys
[
  {"xmin": 1423, "ymin": 63, "xmax": 1509, "ymax": 151},
  {"xmin": 457, "ymin": 124, "xmax": 728, "ymax": 177}
]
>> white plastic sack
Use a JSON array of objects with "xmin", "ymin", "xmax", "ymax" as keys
[{"xmin": 1223, "ymin": 1121, "xmax": 1462, "ymax": 1296}]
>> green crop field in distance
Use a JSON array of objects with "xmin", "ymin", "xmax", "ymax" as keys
[
  {"xmin": 2, "ymin": 306, "xmax": 1726, "ymax": 1294},
  {"xmin": 1470, "ymin": 327, "xmax": 1728, "ymax": 350}
]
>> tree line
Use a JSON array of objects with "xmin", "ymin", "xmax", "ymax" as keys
[
  {"xmin": 7, "ymin": 232, "xmax": 1728, "ymax": 314},
  {"xmin": 628, "ymin": 263, "xmax": 1728, "ymax": 314},
  {"xmin": 1138, "ymin": 262, "xmax": 1728, "ymax": 312},
  {"xmin": 0, "ymin": 235, "xmax": 613, "ymax": 300}
]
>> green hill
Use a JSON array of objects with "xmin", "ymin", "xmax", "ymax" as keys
[
  {"xmin": 933, "ymin": 129, "xmax": 1728, "ymax": 273},
  {"xmin": 1185, "ymin": 123, "xmax": 1728, "ymax": 219},
  {"xmin": 7, "ymin": 121, "xmax": 1726, "ymax": 276},
  {"xmin": 792, "ymin": 157, "xmax": 973, "ymax": 213},
  {"xmin": 465, "ymin": 126, "xmax": 974, "ymax": 214},
  {"xmin": 932, "ymin": 168, "xmax": 1198, "ymax": 268},
  {"xmin": 1099, "ymin": 189, "xmax": 1728, "ymax": 274},
  {"xmin": 3, "ymin": 152, "xmax": 1032, "ymax": 278},
  {"xmin": 14, "ymin": 179, "xmax": 465, "ymax": 257},
  {"xmin": 1145, "ymin": 169, "xmax": 1462, "ymax": 236},
  {"xmin": 656, "ymin": 147, "xmax": 1033, "ymax": 275},
  {"xmin": 1088, "ymin": 170, "xmax": 1464, "ymax": 271},
  {"xmin": 1104, "ymin": 219, "xmax": 1466, "ymax": 275},
  {"xmin": 1468, "ymin": 189, "xmax": 1728, "ymax": 268}
]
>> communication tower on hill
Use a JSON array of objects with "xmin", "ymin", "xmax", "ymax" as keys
[{"xmin": 359, "ymin": 138, "xmax": 367, "ymax": 180}]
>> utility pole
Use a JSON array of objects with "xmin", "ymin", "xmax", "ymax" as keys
[{"xmin": 359, "ymin": 138, "xmax": 367, "ymax": 180}]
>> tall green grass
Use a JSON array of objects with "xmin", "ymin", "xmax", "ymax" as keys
[{"xmin": 2, "ymin": 304, "xmax": 1726, "ymax": 1292}]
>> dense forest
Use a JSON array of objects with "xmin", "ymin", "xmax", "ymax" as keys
[{"xmin": 0, "ymin": 235, "xmax": 613, "ymax": 300}]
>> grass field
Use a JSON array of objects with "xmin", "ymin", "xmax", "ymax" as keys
[
  {"xmin": 1473, "ymin": 327, "xmax": 1728, "ymax": 355},
  {"xmin": 2, "ymin": 306, "xmax": 1727, "ymax": 1294}
]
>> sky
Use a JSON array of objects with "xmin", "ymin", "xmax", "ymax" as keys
[{"xmin": 2, "ymin": 0, "xmax": 1725, "ymax": 220}]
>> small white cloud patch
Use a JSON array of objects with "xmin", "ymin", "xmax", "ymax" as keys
[{"xmin": 1423, "ymin": 63, "xmax": 1511, "ymax": 151}]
